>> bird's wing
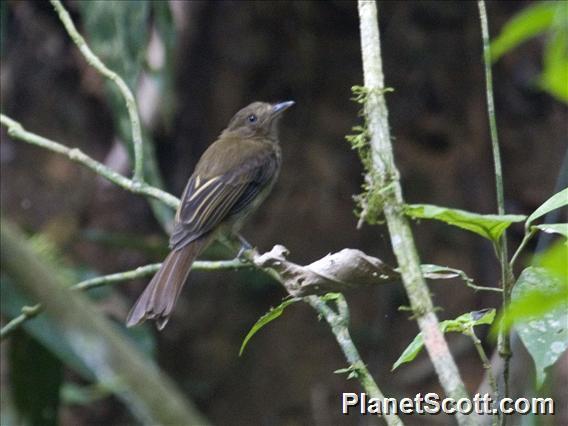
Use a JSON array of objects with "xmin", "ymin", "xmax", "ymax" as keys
[{"xmin": 169, "ymin": 150, "xmax": 278, "ymax": 249}]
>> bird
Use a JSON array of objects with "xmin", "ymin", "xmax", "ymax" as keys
[{"xmin": 126, "ymin": 101, "xmax": 294, "ymax": 329}]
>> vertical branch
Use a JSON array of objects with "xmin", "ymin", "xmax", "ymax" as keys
[
  {"xmin": 477, "ymin": 1, "xmax": 514, "ymax": 406},
  {"xmin": 356, "ymin": 2, "xmax": 472, "ymax": 424},
  {"xmin": 50, "ymin": 0, "xmax": 145, "ymax": 182}
]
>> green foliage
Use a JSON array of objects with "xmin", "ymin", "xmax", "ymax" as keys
[
  {"xmin": 392, "ymin": 309, "xmax": 495, "ymax": 370},
  {"xmin": 405, "ymin": 204, "xmax": 526, "ymax": 243},
  {"xmin": 79, "ymin": 0, "xmax": 150, "ymax": 89},
  {"xmin": 79, "ymin": 0, "xmax": 149, "ymax": 146},
  {"xmin": 9, "ymin": 330, "xmax": 63, "ymax": 426},
  {"xmin": 491, "ymin": 1, "xmax": 568, "ymax": 103},
  {"xmin": 419, "ymin": 263, "xmax": 491, "ymax": 292},
  {"xmin": 511, "ymin": 266, "xmax": 567, "ymax": 387},
  {"xmin": 78, "ymin": 0, "xmax": 174, "ymax": 228},
  {"xmin": 239, "ymin": 298, "xmax": 301, "ymax": 356},
  {"xmin": 1, "ymin": 230, "xmax": 157, "ymax": 385},
  {"xmin": 493, "ymin": 241, "xmax": 567, "ymax": 387},
  {"xmin": 525, "ymin": 188, "xmax": 568, "ymax": 230},
  {"xmin": 535, "ymin": 223, "xmax": 568, "ymax": 241},
  {"xmin": 334, "ymin": 362, "xmax": 365, "ymax": 380},
  {"xmin": 1, "ymin": 277, "xmax": 93, "ymax": 379}
]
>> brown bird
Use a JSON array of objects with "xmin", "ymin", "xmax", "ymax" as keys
[{"xmin": 127, "ymin": 101, "xmax": 294, "ymax": 329}]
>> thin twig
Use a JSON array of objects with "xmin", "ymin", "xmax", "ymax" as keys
[
  {"xmin": 0, "ymin": 304, "xmax": 42, "ymax": 339},
  {"xmin": 357, "ymin": 2, "xmax": 471, "ymax": 423},
  {"xmin": 0, "ymin": 114, "xmax": 179, "ymax": 209},
  {"xmin": 478, "ymin": 2, "xmax": 514, "ymax": 413},
  {"xmin": 467, "ymin": 327, "xmax": 499, "ymax": 426},
  {"xmin": 0, "ymin": 259, "xmax": 251, "ymax": 340},
  {"xmin": 509, "ymin": 228, "xmax": 537, "ymax": 269},
  {"xmin": 50, "ymin": 0, "xmax": 144, "ymax": 182},
  {"xmin": 308, "ymin": 296, "xmax": 404, "ymax": 426}
]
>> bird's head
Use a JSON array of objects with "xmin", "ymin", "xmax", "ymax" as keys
[{"xmin": 223, "ymin": 101, "xmax": 295, "ymax": 140}]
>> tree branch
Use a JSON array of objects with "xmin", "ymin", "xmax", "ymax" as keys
[
  {"xmin": 50, "ymin": 0, "xmax": 145, "ymax": 182},
  {"xmin": 1, "ymin": 258, "xmax": 251, "ymax": 340},
  {"xmin": 357, "ymin": 2, "xmax": 472, "ymax": 424},
  {"xmin": 0, "ymin": 114, "xmax": 179, "ymax": 209}
]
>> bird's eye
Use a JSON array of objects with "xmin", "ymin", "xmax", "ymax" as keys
[{"xmin": 247, "ymin": 114, "xmax": 257, "ymax": 123}]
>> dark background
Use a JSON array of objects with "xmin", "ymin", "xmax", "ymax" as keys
[{"xmin": 1, "ymin": 1, "xmax": 566, "ymax": 425}]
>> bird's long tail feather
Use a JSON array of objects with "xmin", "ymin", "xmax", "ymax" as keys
[{"xmin": 126, "ymin": 234, "xmax": 212, "ymax": 330}]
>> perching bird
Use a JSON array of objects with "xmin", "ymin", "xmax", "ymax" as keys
[{"xmin": 127, "ymin": 101, "xmax": 294, "ymax": 329}]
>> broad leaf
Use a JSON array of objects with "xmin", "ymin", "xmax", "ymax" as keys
[
  {"xmin": 540, "ymin": 27, "xmax": 568, "ymax": 103},
  {"xmin": 392, "ymin": 309, "xmax": 495, "ymax": 370},
  {"xmin": 405, "ymin": 204, "xmax": 525, "ymax": 242},
  {"xmin": 491, "ymin": 1, "xmax": 558, "ymax": 62},
  {"xmin": 526, "ymin": 188, "xmax": 568, "ymax": 229},
  {"xmin": 239, "ymin": 298, "xmax": 301, "ymax": 356},
  {"xmin": 535, "ymin": 223, "xmax": 568, "ymax": 242},
  {"xmin": 511, "ymin": 267, "xmax": 568, "ymax": 387}
]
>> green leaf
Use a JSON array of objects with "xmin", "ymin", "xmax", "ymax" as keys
[
  {"xmin": 510, "ymin": 267, "xmax": 568, "ymax": 387},
  {"xmin": 392, "ymin": 330, "xmax": 425, "ymax": 371},
  {"xmin": 9, "ymin": 330, "xmax": 63, "ymax": 426},
  {"xmin": 405, "ymin": 204, "xmax": 526, "ymax": 242},
  {"xmin": 334, "ymin": 363, "xmax": 363, "ymax": 380},
  {"xmin": 442, "ymin": 309, "xmax": 496, "ymax": 333},
  {"xmin": 526, "ymin": 188, "xmax": 568, "ymax": 229},
  {"xmin": 239, "ymin": 298, "xmax": 301, "ymax": 356},
  {"xmin": 491, "ymin": 1, "xmax": 558, "ymax": 62},
  {"xmin": 420, "ymin": 264, "xmax": 472, "ymax": 283},
  {"xmin": 79, "ymin": 0, "xmax": 150, "ymax": 88},
  {"xmin": 535, "ymin": 223, "xmax": 568, "ymax": 242},
  {"xmin": 392, "ymin": 309, "xmax": 495, "ymax": 370},
  {"xmin": 540, "ymin": 27, "xmax": 568, "ymax": 103},
  {"xmin": 536, "ymin": 240, "xmax": 568, "ymax": 286}
]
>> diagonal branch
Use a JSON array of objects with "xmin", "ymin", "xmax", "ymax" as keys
[
  {"xmin": 50, "ymin": 0, "xmax": 145, "ymax": 181},
  {"xmin": 1, "ymin": 219, "xmax": 210, "ymax": 425},
  {"xmin": 0, "ymin": 114, "xmax": 179, "ymax": 209}
]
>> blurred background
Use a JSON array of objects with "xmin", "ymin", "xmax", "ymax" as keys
[{"xmin": 1, "ymin": 1, "xmax": 566, "ymax": 425}]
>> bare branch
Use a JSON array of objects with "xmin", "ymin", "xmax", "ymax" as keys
[
  {"xmin": 50, "ymin": 0, "xmax": 144, "ymax": 181},
  {"xmin": 0, "ymin": 114, "xmax": 179, "ymax": 209}
]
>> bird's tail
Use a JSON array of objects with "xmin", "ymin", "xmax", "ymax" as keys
[{"xmin": 126, "ymin": 234, "xmax": 213, "ymax": 330}]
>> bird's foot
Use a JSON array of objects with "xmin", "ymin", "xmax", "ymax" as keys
[{"xmin": 236, "ymin": 234, "xmax": 254, "ymax": 261}]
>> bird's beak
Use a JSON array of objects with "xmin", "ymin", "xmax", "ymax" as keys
[{"xmin": 272, "ymin": 101, "xmax": 295, "ymax": 116}]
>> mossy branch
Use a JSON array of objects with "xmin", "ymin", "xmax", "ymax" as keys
[{"xmin": 356, "ymin": 2, "xmax": 472, "ymax": 424}]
